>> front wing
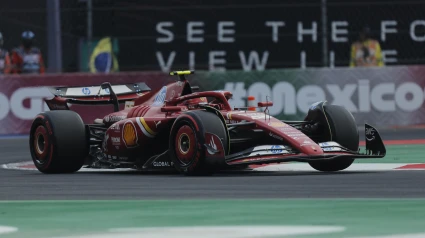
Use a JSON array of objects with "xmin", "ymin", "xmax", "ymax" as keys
[{"xmin": 225, "ymin": 124, "xmax": 386, "ymax": 166}]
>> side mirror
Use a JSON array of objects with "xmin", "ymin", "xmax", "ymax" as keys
[
  {"xmin": 161, "ymin": 106, "xmax": 182, "ymax": 112},
  {"xmin": 258, "ymin": 101, "xmax": 273, "ymax": 107}
]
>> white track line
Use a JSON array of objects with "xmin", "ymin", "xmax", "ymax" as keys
[
  {"xmin": 52, "ymin": 225, "xmax": 345, "ymax": 238},
  {"xmin": 0, "ymin": 226, "xmax": 18, "ymax": 235},
  {"xmin": 1, "ymin": 162, "xmax": 134, "ymax": 172},
  {"xmin": 2, "ymin": 161, "xmax": 425, "ymax": 172}
]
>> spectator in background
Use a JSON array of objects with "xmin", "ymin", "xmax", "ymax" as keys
[
  {"xmin": 0, "ymin": 32, "xmax": 11, "ymax": 74},
  {"xmin": 350, "ymin": 26, "xmax": 384, "ymax": 67},
  {"xmin": 11, "ymin": 31, "xmax": 45, "ymax": 74}
]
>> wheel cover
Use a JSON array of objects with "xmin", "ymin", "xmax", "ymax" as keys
[
  {"xmin": 33, "ymin": 125, "xmax": 50, "ymax": 164},
  {"xmin": 175, "ymin": 125, "xmax": 196, "ymax": 166}
]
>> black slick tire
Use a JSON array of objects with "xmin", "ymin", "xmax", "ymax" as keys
[
  {"xmin": 29, "ymin": 110, "xmax": 89, "ymax": 173},
  {"xmin": 309, "ymin": 105, "xmax": 359, "ymax": 172}
]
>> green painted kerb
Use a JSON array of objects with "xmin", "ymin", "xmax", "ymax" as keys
[{"xmin": 0, "ymin": 199, "xmax": 424, "ymax": 238}]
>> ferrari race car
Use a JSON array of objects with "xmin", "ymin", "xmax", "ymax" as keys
[{"xmin": 29, "ymin": 70, "xmax": 386, "ymax": 175}]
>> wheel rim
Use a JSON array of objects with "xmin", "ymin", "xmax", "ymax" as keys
[
  {"xmin": 33, "ymin": 125, "xmax": 50, "ymax": 165},
  {"xmin": 178, "ymin": 133, "xmax": 190, "ymax": 155},
  {"xmin": 174, "ymin": 125, "xmax": 197, "ymax": 166},
  {"xmin": 36, "ymin": 133, "xmax": 45, "ymax": 154}
]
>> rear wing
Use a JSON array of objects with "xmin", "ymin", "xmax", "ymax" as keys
[{"xmin": 45, "ymin": 82, "xmax": 151, "ymax": 112}]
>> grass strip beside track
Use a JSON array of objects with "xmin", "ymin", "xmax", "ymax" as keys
[{"xmin": 0, "ymin": 200, "xmax": 425, "ymax": 238}]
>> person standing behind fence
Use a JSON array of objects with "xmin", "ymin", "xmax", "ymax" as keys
[
  {"xmin": 11, "ymin": 31, "xmax": 45, "ymax": 74},
  {"xmin": 0, "ymin": 32, "xmax": 11, "ymax": 74},
  {"xmin": 350, "ymin": 26, "xmax": 384, "ymax": 67}
]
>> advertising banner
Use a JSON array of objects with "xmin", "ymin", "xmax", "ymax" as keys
[
  {"xmin": 0, "ymin": 72, "xmax": 171, "ymax": 135},
  {"xmin": 1, "ymin": 65, "xmax": 425, "ymax": 135},
  {"xmin": 192, "ymin": 65, "xmax": 425, "ymax": 127},
  {"xmin": 81, "ymin": 0, "xmax": 425, "ymax": 71}
]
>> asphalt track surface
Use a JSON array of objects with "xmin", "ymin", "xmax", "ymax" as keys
[{"xmin": 0, "ymin": 128, "xmax": 424, "ymax": 200}]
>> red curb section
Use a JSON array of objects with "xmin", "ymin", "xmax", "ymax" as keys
[
  {"xmin": 19, "ymin": 164, "xmax": 36, "ymax": 169},
  {"xmin": 360, "ymin": 139, "xmax": 425, "ymax": 146},
  {"xmin": 396, "ymin": 164, "xmax": 425, "ymax": 170}
]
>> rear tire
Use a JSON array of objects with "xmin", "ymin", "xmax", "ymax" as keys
[
  {"xmin": 309, "ymin": 105, "xmax": 359, "ymax": 172},
  {"xmin": 169, "ymin": 110, "xmax": 229, "ymax": 176},
  {"xmin": 29, "ymin": 111, "xmax": 89, "ymax": 173}
]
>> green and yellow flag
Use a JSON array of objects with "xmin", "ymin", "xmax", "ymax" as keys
[{"xmin": 89, "ymin": 37, "xmax": 119, "ymax": 73}]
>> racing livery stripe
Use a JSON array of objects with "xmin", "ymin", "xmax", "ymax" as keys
[
  {"xmin": 135, "ymin": 117, "xmax": 155, "ymax": 138},
  {"xmin": 139, "ymin": 117, "xmax": 157, "ymax": 136}
]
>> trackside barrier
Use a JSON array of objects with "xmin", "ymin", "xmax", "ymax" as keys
[{"xmin": 2, "ymin": 65, "xmax": 425, "ymax": 135}]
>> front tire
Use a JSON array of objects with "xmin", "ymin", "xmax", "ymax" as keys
[
  {"xmin": 29, "ymin": 111, "xmax": 89, "ymax": 173},
  {"xmin": 169, "ymin": 110, "xmax": 229, "ymax": 175},
  {"xmin": 309, "ymin": 105, "xmax": 359, "ymax": 172}
]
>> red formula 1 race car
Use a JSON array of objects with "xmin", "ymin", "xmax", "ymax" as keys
[{"xmin": 29, "ymin": 70, "xmax": 386, "ymax": 175}]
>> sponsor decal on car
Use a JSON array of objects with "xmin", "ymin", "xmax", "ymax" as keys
[
  {"xmin": 125, "ymin": 101, "xmax": 135, "ymax": 109},
  {"xmin": 104, "ymin": 115, "xmax": 126, "ymax": 123},
  {"xmin": 152, "ymin": 86, "xmax": 167, "ymax": 106},
  {"xmin": 111, "ymin": 137, "xmax": 120, "ymax": 145},
  {"xmin": 366, "ymin": 127, "xmax": 376, "ymax": 141},
  {"xmin": 269, "ymin": 132, "xmax": 283, "ymax": 141},
  {"xmin": 122, "ymin": 121, "xmax": 138, "ymax": 148},
  {"xmin": 268, "ymin": 121, "xmax": 286, "ymax": 127},
  {"xmin": 318, "ymin": 141, "xmax": 340, "ymax": 147},
  {"xmin": 248, "ymin": 145, "xmax": 289, "ymax": 157},
  {"xmin": 286, "ymin": 132, "xmax": 306, "ymax": 139},
  {"xmin": 300, "ymin": 140, "xmax": 313, "ymax": 146},
  {"xmin": 322, "ymin": 147, "xmax": 342, "ymax": 152},
  {"xmin": 249, "ymin": 113, "xmax": 266, "ymax": 119},
  {"xmin": 153, "ymin": 161, "xmax": 172, "ymax": 167},
  {"xmin": 207, "ymin": 137, "xmax": 218, "ymax": 155},
  {"xmin": 270, "ymin": 145, "xmax": 284, "ymax": 154},
  {"xmin": 110, "ymin": 123, "xmax": 120, "ymax": 131},
  {"xmin": 82, "ymin": 87, "xmax": 91, "ymax": 95}
]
